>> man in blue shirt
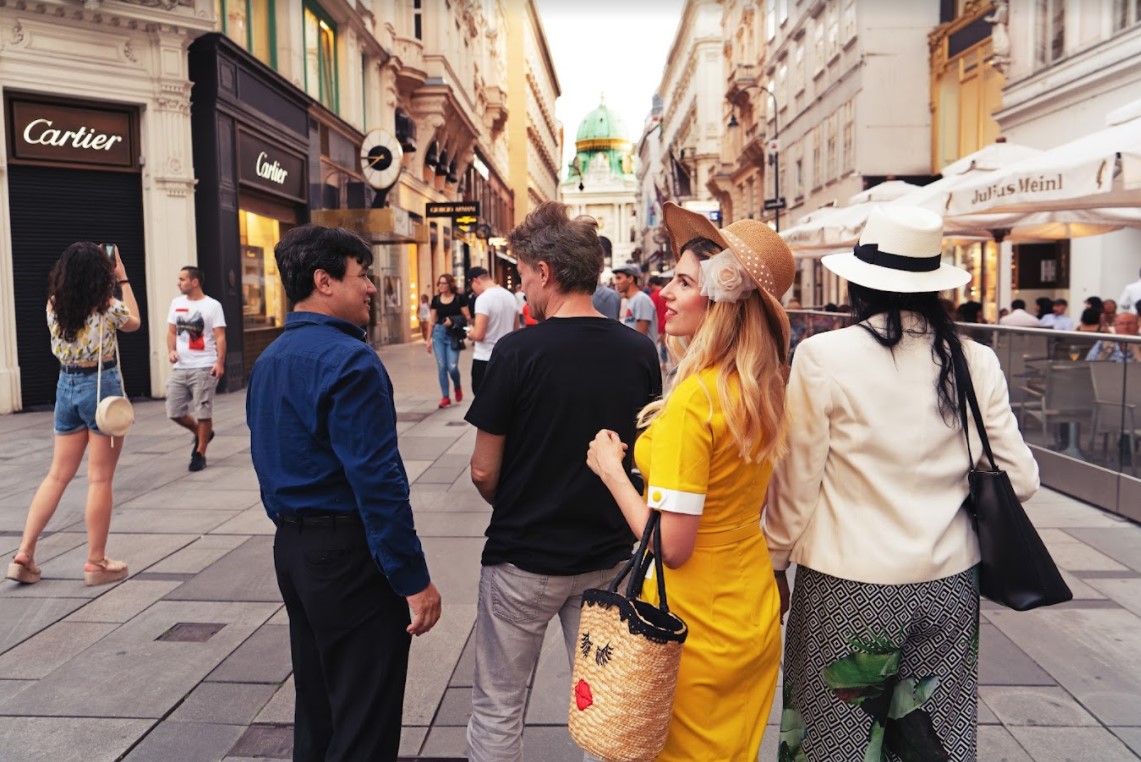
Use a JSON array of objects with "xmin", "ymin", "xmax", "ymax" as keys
[
  {"xmin": 247, "ymin": 225, "xmax": 441, "ymax": 762},
  {"xmin": 1039, "ymin": 298, "xmax": 1074, "ymax": 330}
]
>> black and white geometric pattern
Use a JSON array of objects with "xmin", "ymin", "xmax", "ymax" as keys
[{"xmin": 782, "ymin": 566, "xmax": 980, "ymax": 762}]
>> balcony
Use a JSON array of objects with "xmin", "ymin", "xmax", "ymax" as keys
[
  {"xmin": 393, "ymin": 36, "xmax": 426, "ymax": 91},
  {"xmin": 726, "ymin": 62, "xmax": 759, "ymax": 103}
]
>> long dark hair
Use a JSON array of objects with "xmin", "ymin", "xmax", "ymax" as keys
[
  {"xmin": 48, "ymin": 242, "xmax": 117, "ymax": 342},
  {"xmin": 849, "ymin": 282, "xmax": 963, "ymax": 423}
]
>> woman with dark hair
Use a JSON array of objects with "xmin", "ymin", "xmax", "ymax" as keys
[
  {"xmin": 7, "ymin": 242, "xmax": 141, "ymax": 586},
  {"xmin": 765, "ymin": 206, "xmax": 1039, "ymax": 760},
  {"xmin": 1035, "ymin": 296, "xmax": 1055, "ymax": 320},
  {"xmin": 426, "ymin": 272, "xmax": 471, "ymax": 408}
]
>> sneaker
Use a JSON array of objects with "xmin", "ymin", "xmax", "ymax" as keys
[
  {"xmin": 454, "ymin": 387, "xmax": 463, "ymax": 402},
  {"xmin": 189, "ymin": 451, "xmax": 207, "ymax": 472},
  {"xmin": 438, "ymin": 397, "xmax": 452, "ymax": 409}
]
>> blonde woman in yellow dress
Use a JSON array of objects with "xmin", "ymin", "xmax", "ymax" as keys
[{"xmin": 585, "ymin": 202, "xmax": 794, "ymax": 761}]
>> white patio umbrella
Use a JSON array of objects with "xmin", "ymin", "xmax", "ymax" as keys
[
  {"xmin": 781, "ymin": 181, "xmax": 920, "ymax": 255},
  {"xmin": 944, "ymin": 97, "xmax": 1141, "ymax": 216}
]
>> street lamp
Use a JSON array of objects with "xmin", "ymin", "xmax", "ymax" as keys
[{"xmin": 726, "ymin": 84, "xmax": 781, "ymax": 232}]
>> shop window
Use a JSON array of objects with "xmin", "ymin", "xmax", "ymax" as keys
[
  {"xmin": 826, "ymin": 3, "xmax": 840, "ymax": 61},
  {"xmin": 239, "ymin": 210, "xmax": 291, "ymax": 332},
  {"xmin": 304, "ymin": 2, "xmax": 338, "ymax": 113},
  {"xmin": 842, "ymin": 0, "xmax": 856, "ymax": 43},
  {"xmin": 813, "ymin": 19, "xmax": 825, "ymax": 75},
  {"xmin": 216, "ymin": 0, "xmax": 276, "ymax": 68}
]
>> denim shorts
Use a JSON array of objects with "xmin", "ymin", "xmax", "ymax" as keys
[{"xmin": 54, "ymin": 367, "xmax": 122, "ymax": 435}]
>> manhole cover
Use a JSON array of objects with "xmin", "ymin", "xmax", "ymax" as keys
[
  {"xmin": 156, "ymin": 622, "xmax": 226, "ymax": 643},
  {"xmin": 397, "ymin": 412, "xmax": 429, "ymax": 422},
  {"xmin": 229, "ymin": 724, "xmax": 292, "ymax": 758}
]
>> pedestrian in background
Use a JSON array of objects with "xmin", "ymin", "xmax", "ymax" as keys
[
  {"xmin": 465, "ymin": 267, "xmax": 517, "ymax": 395},
  {"xmin": 591, "ymin": 275, "xmax": 620, "ymax": 320},
  {"xmin": 418, "ymin": 293, "xmax": 431, "ymax": 343},
  {"xmin": 247, "ymin": 225, "xmax": 440, "ymax": 762},
  {"xmin": 7, "ymin": 242, "xmax": 141, "ymax": 586},
  {"xmin": 767, "ymin": 206, "xmax": 1039, "ymax": 761},
  {"xmin": 166, "ymin": 266, "xmax": 226, "ymax": 472},
  {"xmin": 586, "ymin": 202, "xmax": 793, "ymax": 761},
  {"xmin": 464, "ymin": 202, "xmax": 661, "ymax": 762},
  {"xmin": 427, "ymin": 273, "xmax": 470, "ymax": 408},
  {"xmin": 1103, "ymin": 299, "xmax": 1119, "ymax": 331},
  {"xmin": 614, "ymin": 265, "xmax": 658, "ymax": 342},
  {"xmin": 998, "ymin": 298, "xmax": 1040, "ymax": 327},
  {"xmin": 1119, "ymin": 267, "xmax": 1141, "ymax": 314},
  {"xmin": 1078, "ymin": 308, "xmax": 1104, "ymax": 333},
  {"xmin": 1039, "ymin": 298, "xmax": 1074, "ymax": 330},
  {"xmin": 1034, "ymin": 296, "xmax": 1055, "ymax": 320}
]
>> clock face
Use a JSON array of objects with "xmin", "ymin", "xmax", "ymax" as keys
[{"xmin": 360, "ymin": 130, "xmax": 403, "ymax": 189}]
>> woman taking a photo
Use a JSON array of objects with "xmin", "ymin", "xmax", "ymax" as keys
[
  {"xmin": 426, "ymin": 273, "xmax": 470, "ymax": 408},
  {"xmin": 7, "ymin": 242, "xmax": 141, "ymax": 586},
  {"xmin": 586, "ymin": 203, "xmax": 793, "ymax": 760},
  {"xmin": 767, "ymin": 206, "xmax": 1039, "ymax": 761}
]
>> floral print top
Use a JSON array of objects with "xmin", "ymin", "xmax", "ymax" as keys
[{"xmin": 47, "ymin": 300, "xmax": 130, "ymax": 364}]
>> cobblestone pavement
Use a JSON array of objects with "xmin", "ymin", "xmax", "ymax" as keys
[{"xmin": 1, "ymin": 341, "xmax": 1139, "ymax": 761}]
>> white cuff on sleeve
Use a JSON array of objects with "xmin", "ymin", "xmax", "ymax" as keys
[{"xmin": 647, "ymin": 485, "xmax": 705, "ymax": 516}]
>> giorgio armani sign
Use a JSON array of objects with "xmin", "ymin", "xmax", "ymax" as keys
[
  {"xmin": 237, "ymin": 128, "xmax": 305, "ymax": 202},
  {"xmin": 7, "ymin": 96, "xmax": 137, "ymax": 169}
]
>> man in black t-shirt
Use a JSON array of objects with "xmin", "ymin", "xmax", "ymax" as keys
[{"xmin": 464, "ymin": 202, "xmax": 661, "ymax": 762}]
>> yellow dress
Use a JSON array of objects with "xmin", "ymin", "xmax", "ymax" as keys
[{"xmin": 634, "ymin": 369, "xmax": 782, "ymax": 762}]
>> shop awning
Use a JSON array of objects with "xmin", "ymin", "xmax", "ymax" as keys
[{"xmin": 311, "ymin": 207, "xmax": 423, "ymax": 244}]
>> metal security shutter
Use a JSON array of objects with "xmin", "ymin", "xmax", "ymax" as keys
[{"xmin": 10, "ymin": 165, "xmax": 150, "ymax": 409}]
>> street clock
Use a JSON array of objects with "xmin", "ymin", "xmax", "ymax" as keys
[{"xmin": 360, "ymin": 129, "xmax": 403, "ymax": 190}]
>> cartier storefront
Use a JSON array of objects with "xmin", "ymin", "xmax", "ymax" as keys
[{"xmin": 189, "ymin": 34, "xmax": 311, "ymax": 387}]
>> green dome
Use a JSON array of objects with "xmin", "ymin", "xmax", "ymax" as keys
[{"xmin": 575, "ymin": 101, "xmax": 628, "ymax": 144}]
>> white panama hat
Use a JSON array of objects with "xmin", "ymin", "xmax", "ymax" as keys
[{"xmin": 821, "ymin": 205, "xmax": 970, "ymax": 293}]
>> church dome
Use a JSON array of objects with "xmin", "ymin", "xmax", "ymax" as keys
[{"xmin": 575, "ymin": 100, "xmax": 629, "ymax": 147}]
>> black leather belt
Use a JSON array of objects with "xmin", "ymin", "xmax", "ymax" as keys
[
  {"xmin": 60, "ymin": 361, "xmax": 116, "ymax": 375},
  {"xmin": 276, "ymin": 511, "xmax": 362, "ymax": 528}
]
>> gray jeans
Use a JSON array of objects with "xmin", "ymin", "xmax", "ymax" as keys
[{"xmin": 466, "ymin": 561, "xmax": 624, "ymax": 762}]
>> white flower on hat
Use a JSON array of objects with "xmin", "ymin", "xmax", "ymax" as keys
[{"xmin": 699, "ymin": 249, "xmax": 757, "ymax": 303}]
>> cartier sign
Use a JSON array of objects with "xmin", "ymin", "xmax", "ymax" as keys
[
  {"xmin": 8, "ymin": 97, "xmax": 136, "ymax": 169},
  {"xmin": 237, "ymin": 129, "xmax": 305, "ymax": 201}
]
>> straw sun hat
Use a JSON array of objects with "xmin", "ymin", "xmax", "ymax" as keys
[{"xmin": 822, "ymin": 205, "xmax": 970, "ymax": 293}]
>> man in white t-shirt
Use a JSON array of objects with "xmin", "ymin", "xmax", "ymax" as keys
[
  {"xmin": 466, "ymin": 267, "xmax": 518, "ymax": 395},
  {"xmin": 613, "ymin": 266, "xmax": 659, "ymax": 344},
  {"xmin": 998, "ymin": 298, "xmax": 1041, "ymax": 327},
  {"xmin": 166, "ymin": 266, "xmax": 227, "ymax": 472},
  {"xmin": 1120, "ymin": 268, "xmax": 1141, "ymax": 314}
]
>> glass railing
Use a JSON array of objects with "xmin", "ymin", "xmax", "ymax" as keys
[{"xmin": 787, "ymin": 310, "xmax": 1141, "ymax": 521}]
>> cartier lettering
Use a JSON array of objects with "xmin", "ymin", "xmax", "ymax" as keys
[
  {"xmin": 21, "ymin": 118, "xmax": 124, "ymax": 152},
  {"xmin": 255, "ymin": 152, "xmax": 288, "ymax": 185},
  {"xmin": 969, "ymin": 173, "xmax": 1064, "ymax": 205}
]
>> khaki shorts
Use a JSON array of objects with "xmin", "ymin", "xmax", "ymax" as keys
[{"xmin": 166, "ymin": 367, "xmax": 218, "ymax": 420}]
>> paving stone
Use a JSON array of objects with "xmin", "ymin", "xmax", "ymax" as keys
[
  {"xmin": 254, "ymin": 676, "xmax": 294, "ymax": 725},
  {"xmin": 169, "ymin": 682, "xmax": 277, "ymax": 725},
  {"xmin": 979, "ymin": 686, "xmax": 1100, "ymax": 727},
  {"xmin": 1057, "ymin": 568, "xmax": 1110, "ymax": 600},
  {"xmin": 65, "ymin": 580, "xmax": 182, "ymax": 623},
  {"xmin": 448, "ymin": 628, "xmax": 477, "ymax": 688},
  {"xmin": 977, "ymin": 725, "xmax": 1034, "ymax": 761},
  {"xmin": 1045, "ymin": 536, "xmax": 1131, "ymax": 572},
  {"xmin": 1068, "ymin": 527, "xmax": 1141, "ymax": 573},
  {"xmin": 0, "ymin": 600, "xmax": 278, "ymax": 718},
  {"xmin": 1087, "ymin": 577, "xmax": 1141, "ymax": 618},
  {"xmin": 120, "ymin": 485, "xmax": 262, "ymax": 512},
  {"xmin": 266, "ymin": 605, "xmax": 288, "ymax": 626},
  {"xmin": 147, "ymin": 535, "xmax": 249, "ymax": 574},
  {"xmin": 420, "ymin": 539, "xmax": 484, "ymax": 604},
  {"xmin": 1111, "ymin": 727, "xmax": 1141, "ymax": 757},
  {"xmin": 0, "ymin": 621, "xmax": 116, "ymax": 679},
  {"xmin": 758, "ymin": 725, "xmax": 781, "ymax": 760},
  {"xmin": 164, "ymin": 536, "xmax": 280, "ymax": 602},
  {"xmin": 0, "ymin": 716, "xmax": 154, "ymax": 762},
  {"xmin": 207, "ymin": 624, "xmax": 292, "ymax": 683},
  {"xmin": 434, "ymin": 686, "xmax": 472, "ymax": 726},
  {"xmin": 988, "ymin": 608, "xmax": 1141, "ymax": 726},
  {"xmin": 0, "ymin": 577, "xmax": 105, "ymax": 600},
  {"xmin": 183, "ymin": 466, "xmax": 261, "ymax": 491},
  {"xmin": 1008, "ymin": 726, "xmax": 1139, "ymax": 761},
  {"xmin": 978, "ymin": 622, "xmax": 1055, "ymax": 686},
  {"xmin": 208, "ymin": 506, "xmax": 276, "ymax": 535},
  {"xmin": 520, "ymin": 725, "xmax": 581, "ymax": 762},
  {"xmin": 106, "ymin": 508, "xmax": 242, "ymax": 535},
  {"xmin": 1024, "ymin": 500, "xmax": 1128, "ymax": 528},
  {"xmin": 0, "ymin": 597, "xmax": 89, "ymax": 652},
  {"xmin": 404, "ymin": 603, "xmax": 476, "ymax": 725},
  {"xmin": 228, "ymin": 723, "xmax": 292, "ymax": 759},
  {"xmin": 414, "ymin": 512, "xmax": 494, "ymax": 537},
  {"xmin": 399, "ymin": 436, "xmax": 462, "ymax": 461},
  {"xmin": 400, "ymin": 726, "xmax": 428, "ymax": 758},
  {"xmin": 419, "ymin": 725, "xmax": 468, "ymax": 758},
  {"xmin": 415, "ymin": 466, "xmax": 467, "ymax": 484},
  {"xmin": 978, "ymin": 696, "xmax": 1000, "ymax": 724},
  {"xmin": 42, "ymin": 532, "xmax": 200, "ymax": 581},
  {"xmin": 125, "ymin": 721, "xmax": 246, "ymax": 761},
  {"xmin": 403, "ymin": 459, "xmax": 433, "ymax": 483},
  {"xmin": 0, "ymin": 679, "xmax": 33, "ymax": 704}
]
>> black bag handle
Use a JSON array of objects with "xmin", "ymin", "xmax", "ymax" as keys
[
  {"xmin": 606, "ymin": 510, "xmax": 670, "ymax": 613},
  {"xmin": 952, "ymin": 345, "xmax": 999, "ymax": 473}
]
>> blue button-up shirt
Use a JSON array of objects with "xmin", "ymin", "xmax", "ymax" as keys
[{"xmin": 247, "ymin": 311, "xmax": 430, "ymax": 597}]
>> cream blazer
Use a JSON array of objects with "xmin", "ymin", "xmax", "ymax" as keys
[{"xmin": 765, "ymin": 314, "xmax": 1040, "ymax": 585}]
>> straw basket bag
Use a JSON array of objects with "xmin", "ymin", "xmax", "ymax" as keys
[
  {"xmin": 95, "ymin": 314, "xmax": 134, "ymax": 442},
  {"xmin": 568, "ymin": 511, "xmax": 687, "ymax": 762}
]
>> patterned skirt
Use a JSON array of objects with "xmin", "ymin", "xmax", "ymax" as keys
[{"xmin": 780, "ymin": 566, "xmax": 980, "ymax": 762}]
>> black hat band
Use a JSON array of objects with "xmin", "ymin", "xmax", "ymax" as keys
[{"xmin": 854, "ymin": 243, "xmax": 941, "ymax": 273}]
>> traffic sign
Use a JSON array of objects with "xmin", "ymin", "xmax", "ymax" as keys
[{"xmin": 763, "ymin": 197, "xmax": 787, "ymax": 211}]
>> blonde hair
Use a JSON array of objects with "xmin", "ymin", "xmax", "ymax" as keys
[{"xmin": 638, "ymin": 286, "xmax": 791, "ymax": 465}]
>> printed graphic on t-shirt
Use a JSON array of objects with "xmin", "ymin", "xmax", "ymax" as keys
[{"xmin": 175, "ymin": 308, "xmax": 207, "ymax": 351}]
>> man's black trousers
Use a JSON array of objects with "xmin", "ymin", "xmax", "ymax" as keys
[
  {"xmin": 471, "ymin": 358, "xmax": 488, "ymax": 395},
  {"xmin": 274, "ymin": 515, "xmax": 411, "ymax": 762}
]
